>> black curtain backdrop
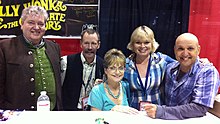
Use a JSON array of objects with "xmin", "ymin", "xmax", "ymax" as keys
[{"xmin": 98, "ymin": 0, "xmax": 190, "ymax": 58}]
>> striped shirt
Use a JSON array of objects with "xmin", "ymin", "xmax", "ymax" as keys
[
  {"xmin": 165, "ymin": 58, "xmax": 220, "ymax": 108},
  {"xmin": 124, "ymin": 52, "xmax": 175, "ymax": 109}
]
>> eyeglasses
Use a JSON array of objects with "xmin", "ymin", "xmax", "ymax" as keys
[
  {"xmin": 82, "ymin": 24, "xmax": 98, "ymax": 32},
  {"xmin": 107, "ymin": 66, "xmax": 125, "ymax": 72}
]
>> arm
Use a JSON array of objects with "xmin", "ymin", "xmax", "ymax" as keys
[
  {"xmin": 88, "ymin": 85, "xmax": 104, "ymax": 110},
  {"xmin": 157, "ymin": 52, "xmax": 176, "ymax": 64},
  {"xmin": 0, "ymin": 46, "xmax": 5, "ymax": 108},
  {"xmin": 111, "ymin": 105, "xmax": 139, "ymax": 115},
  {"xmin": 192, "ymin": 65, "xmax": 220, "ymax": 108},
  {"xmin": 156, "ymin": 102, "xmax": 209, "ymax": 120},
  {"xmin": 91, "ymin": 107, "xmax": 101, "ymax": 111},
  {"xmin": 153, "ymin": 64, "xmax": 219, "ymax": 120}
]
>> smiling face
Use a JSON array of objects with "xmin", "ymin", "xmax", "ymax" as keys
[
  {"xmin": 105, "ymin": 63, "xmax": 125, "ymax": 84},
  {"xmin": 20, "ymin": 13, "xmax": 46, "ymax": 45},
  {"xmin": 133, "ymin": 39, "xmax": 152, "ymax": 58},
  {"xmin": 174, "ymin": 33, "xmax": 200, "ymax": 72},
  {"xmin": 128, "ymin": 26, "xmax": 158, "ymax": 59},
  {"xmin": 103, "ymin": 48, "xmax": 126, "ymax": 84},
  {"xmin": 80, "ymin": 32, "xmax": 100, "ymax": 63}
]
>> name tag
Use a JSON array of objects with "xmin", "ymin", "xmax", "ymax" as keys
[{"xmin": 82, "ymin": 96, "xmax": 89, "ymax": 111}]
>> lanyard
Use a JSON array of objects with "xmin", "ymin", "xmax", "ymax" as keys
[
  {"xmin": 135, "ymin": 55, "xmax": 151, "ymax": 96},
  {"xmin": 83, "ymin": 64, "xmax": 95, "ymax": 94}
]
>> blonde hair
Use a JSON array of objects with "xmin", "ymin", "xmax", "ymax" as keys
[
  {"xmin": 20, "ymin": 6, "xmax": 48, "ymax": 24},
  {"xmin": 127, "ymin": 25, "xmax": 159, "ymax": 53},
  {"xmin": 103, "ymin": 48, "xmax": 126, "ymax": 68}
]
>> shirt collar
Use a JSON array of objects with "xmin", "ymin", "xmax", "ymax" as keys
[
  {"xmin": 23, "ymin": 35, "xmax": 45, "ymax": 49},
  {"xmin": 171, "ymin": 58, "xmax": 200, "ymax": 77},
  {"xmin": 80, "ymin": 52, "xmax": 96, "ymax": 65}
]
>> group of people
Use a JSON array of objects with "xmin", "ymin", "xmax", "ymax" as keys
[{"xmin": 0, "ymin": 6, "xmax": 219, "ymax": 120}]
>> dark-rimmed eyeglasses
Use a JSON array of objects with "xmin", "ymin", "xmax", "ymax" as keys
[{"xmin": 82, "ymin": 24, "xmax": 98, "ymax": 32}]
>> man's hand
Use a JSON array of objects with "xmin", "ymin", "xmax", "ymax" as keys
[
  {"xmin": 93, "ymin": 79, "xmax": 103, "ymax": 86},
  {"xmin": 199, "ymin": 58, "xmax": 213, "ymax": 65},
  {"xmin": 144, "ymin": 104, "xmax": 157, "ymax": 118}
]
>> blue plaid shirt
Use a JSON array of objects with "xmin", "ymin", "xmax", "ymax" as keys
[
  {"xmin": 124, "ymin": 52, "xmax": 175, "ymax": 109},
  {"xmin": 165, "ymin": 58, "xmax": 220, "ymax": 108}
]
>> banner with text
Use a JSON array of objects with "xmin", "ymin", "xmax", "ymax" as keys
[{"xmin": 0, "ymin": 0, "xmax": 98, "ymax": 36}]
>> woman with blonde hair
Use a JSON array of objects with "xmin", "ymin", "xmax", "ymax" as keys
[{"xmin": 124, "ymin": 25, "xmax": 175, "ymax": 110}]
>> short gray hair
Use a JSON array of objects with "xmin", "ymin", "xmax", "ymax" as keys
[{"xmin": 20, "ymin": 6, "xmax": 48, "ymax": 24}]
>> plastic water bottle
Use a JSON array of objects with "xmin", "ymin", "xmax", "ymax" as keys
[{"xmin": 37, "ymin": 91, "xmax": 50, "ymax": 111}]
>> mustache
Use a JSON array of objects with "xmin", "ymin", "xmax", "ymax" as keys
[{"xmin": 84, "ymin": 50, "xmax": 95, "ymax": 54}]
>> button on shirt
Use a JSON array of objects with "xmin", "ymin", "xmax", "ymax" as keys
[{"xmin": 32, "ymin": 47, "xmax": 56, "ymax": 110}]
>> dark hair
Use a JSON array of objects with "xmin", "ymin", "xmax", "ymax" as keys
[{"xmin": 80, "ymin": 24, "xmax": 100, "ymax": 41}]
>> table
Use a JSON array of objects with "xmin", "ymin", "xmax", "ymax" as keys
[
  {"xmin": 208, "ymin": 95, "xmax": 220, "ymax": 118},
  {"xmin": 4, "ymin": 111, "xmax": 220, "ymax": 124}
]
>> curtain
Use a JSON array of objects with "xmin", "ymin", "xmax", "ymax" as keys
[
  {"xmin": 189, "ymin": 0, "xmax": 220, "ymax": 72},
  {"xmin": 98, "ymin": 0, "xmax": 190, "ymax": 58}
]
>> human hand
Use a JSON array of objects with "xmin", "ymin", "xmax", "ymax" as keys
[
  {"xmin": 111, "ymin": 105, "xmax": 139, "ymax": 115},
  {"xmin": 144, "ymin": 104, "xmax": 157, "ymax": 118},
  {"xmin": 93, "ymin": 79, "xmax": 103, "ymax": 86}
]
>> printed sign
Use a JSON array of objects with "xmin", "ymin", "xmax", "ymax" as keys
[{"xmin": 0, "ymin": 0, "xmax": 98, "ymax": 36}]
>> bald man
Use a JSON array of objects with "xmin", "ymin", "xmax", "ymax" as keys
[{"xmin": 144, "ymin": 33, "xmax": 220, "ymax": 120}]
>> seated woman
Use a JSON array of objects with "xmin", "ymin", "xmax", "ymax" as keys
[{"xmin": 88, "ymin": 48, "xmax": 138, "ymax": 114}]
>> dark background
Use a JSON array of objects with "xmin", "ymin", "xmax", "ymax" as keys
[{"xmin": 98, "ymin": 0, "xmax": 190, "ymax": 59}]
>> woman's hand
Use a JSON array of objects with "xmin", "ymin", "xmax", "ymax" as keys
[{"xmin": 111, "ymin": 105, "xmax": 139, "ymax": 115}]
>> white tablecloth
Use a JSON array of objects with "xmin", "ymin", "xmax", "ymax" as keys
[{"xmin": 4, "ymin": 111, "xmax": 220, "ymax": 124}]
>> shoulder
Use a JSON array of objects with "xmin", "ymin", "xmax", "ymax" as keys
[
  {"xmin": 67, "ymin": 53, "xmax": 80, "ymax": 60},
  {"xmin": 45, "ymin": 38, "xmax": 57, "ymax": 44},
  {"xmin": 0, "ymin": 37, "xmax": 22, "ymax": 50},
  {"xmin": 0, "ymin": 37, "xmax": 18, "ymax": 44},
  {"xmin": 166, "ymin": 61, "xmax": 179, "ymax": 74},
  {"xmin": 196, "ymin": 62, "xmax": 219, "ymax": 75},
  {"xmin": 152, "ymin": 52, "xmax": 165, "ymax": 61},
  {"xmin": 151, "ymin": 52, "xmax": 175, "ymax": 66},
  {"xmin": 152, "ymin": 52, "xmax": 174, "ymax": 61},
  {"xmin": 152, "ymin": 52, "xmax": 166, "ymax": 57},
  {"xmin": 44, "ymin": 38, "xmax": 60, "ymax": 48},
  {"xmin": 121, "ymin": 80, "xmax": 129, "ymax": 86},
  {"xmin": 91, "ymin": 83, "xmax": 105, "ymax": 93},
  {"xmin": 96, "ymin": 55, "xmax": 104, "ymax": 62},
  {"xmin": 125, "ymin": 54, "xmax": 135, "ymax": 68},
  {"xmin": 95, "ymin": 56, "xmax": 104, "ymax": 68},
  {"xmin": 0, "ymin": 38, "xmax": 11, "ymax": 43},
  {"xmin": 126, "ymin": 54, "xmax": 135, "ymax": 61},
  {"xmin": 126, "ymin": 56, "xmax": 133, "ymax": 63}
]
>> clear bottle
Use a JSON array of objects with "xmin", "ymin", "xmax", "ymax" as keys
[{"xmin": 37, "ymin": 91, "xmax": 50, "ymax": 111}]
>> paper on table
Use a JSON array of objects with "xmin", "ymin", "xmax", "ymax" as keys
[{"xmin": 215, "ymin": 94, "xmax": 220, "ymax": 102}]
